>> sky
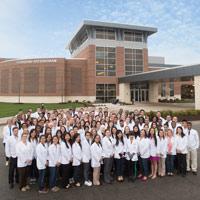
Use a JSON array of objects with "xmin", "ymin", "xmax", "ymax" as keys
[{"xmin": 0, "ymin": 0, "xmax": 200, "ymax": 65}]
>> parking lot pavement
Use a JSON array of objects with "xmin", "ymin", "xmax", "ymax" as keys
[{"xmin": 0, "ymin": 122, "xmax": 200, "ymax": 200}]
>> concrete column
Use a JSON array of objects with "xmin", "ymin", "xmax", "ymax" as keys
[
  {"xmin": 119, "ymin": 83, "xmax": 131, "ymax": 104},
  {"xmin": 194, "ymin": 76, "xmax": 200, "ymax": 110},
  {"xmin": 149, "ymin": 81, "xmax": 159, "ymax": 103}
]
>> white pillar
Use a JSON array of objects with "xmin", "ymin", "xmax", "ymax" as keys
[
  {"xmin": 119, "ymin": 83, "xmax": 131, "ymax": 104},
  {"xmin": 149, "ymin": 81, "xmax": 159, "ymax": 103},
  {"xmin": 194, "ymin": 76, "xmax": 200, "ymax": 110}
]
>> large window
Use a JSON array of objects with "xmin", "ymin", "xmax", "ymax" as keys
[
  {"xmin": 124, "ymin": 31, "xmax": 143, "ymax": 42},
  {"xmin": 96, "ymin": 28, "xmax": 115, "ymax": 40},
  {"xmin": 125, "ymin": 48, "xmax": 143, "ymax": 75},
  {"xmin": 161, "ymin": 82, "xmax": 166, "ymax": 97},
  {"xmin": 96, "ymin": 47, "xmax": 116, "ymax": 76},
  {"xmin": 96, "ymin": 84, "xmax": 116, "ymax": 103},
  {"xmin": 169, "ymin": 80, "xmax": 174, "ymax": 97}
]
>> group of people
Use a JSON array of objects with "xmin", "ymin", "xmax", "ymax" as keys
[{"xmin": 3, "ymin": 106, "xmax": 199, "ymax": 194}]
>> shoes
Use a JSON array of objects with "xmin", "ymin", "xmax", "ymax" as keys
[
  {"xmin": 75, "ymin": 182, "xmax": 81, "ymax": 187},
  {"xmin": 51, "ymin": 186, "xmax": 60, "ymax": 192},
  {"xmin": 84, "ymin": 181, "xmax": 92, "ymax": 186},
  {"xmin": 25, "ymin": 185, "xmax": 30, "ymax": 190},
  {"xmin": 38, "ymin": 189, "xmax": 48, "ymax": 194},
  {"xmin": 5, "ymin": 161, "xmax": 9, "ymax": 166},
  {"xmin": 65, "ymin": 184, "xmax": 70, "ymax": 189},
  {"xmin": 192, "ymin": 172, "xmax": 197, "ymax": 176},
  {"xmin": 21, "ymin": 187, "xmax": 27, "ymax": 192}
]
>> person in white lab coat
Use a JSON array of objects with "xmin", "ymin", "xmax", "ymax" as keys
[
  {"xmin": 5, "ymin": 127, "xmax": 19, "ymax": 189},
  {"xmin": 82, "ymin": 131, "xmax": 92, "ymax": 186},
  {"xmin": 102, "ymin": 129, "xmax": 114, "ymax": 184},
  {"xmin": 125, "ymin": 131, "xmax": 138, "ymax": 182},
  {"xmin": 72, "ymin": 134, "xmax": 82, "ymax": 187},
  {"xmin": 186, "ymin": 122, "xmax": 199, "ymax": 175},
  {"xmin": 114, "ymin": 130, "xmax": 126, "ymax": 182},
  {"xmin": 90, "ymin": 134, "xmax": 103, "ymax": 186},
  {"xmin": 176, "ymin": 126, "xmax": 188, "ymax": 177},
  {"xmin": 36, "ymin": 135, "xmax": 48, "ymax": 194},
  {"xmin": 16, "ymin": 133, "xmax": 33, "ymax": 192},
  {"xmin": 138, "ymin": 129, "xmax": 150, "ymax": 181},
  {"xmin": 48, "ymin": 135, "xmax": 61, "ymax": 192},
  {"xmin": 148, "ymin": 128, "xmax": 160, "ymax": 179},
  {"xmin": 157, "ymin": 129, "xmax": 167, "ymax": 176},
  {"xmin": 166, "ymin": 129, "xmax": 177, "ymax": 176},
  {"xmin": 60, "ymin": 132, "xmax": 72, "ymax": 189},
  {"xmin": 28, "ymin": 129, "xmax": 38, "ymax": 183},
  {"xmin": 3, "ymin": 119, "xmax": 13, "ymax": 166}
]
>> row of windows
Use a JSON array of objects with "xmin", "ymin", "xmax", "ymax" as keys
[
  {"xmin": 96, "ymin": 84, "xmax": 116, "ymax": 103},
  {"xmin": 161, "ymin": 81, "xmax": 174, "ymax": 97},
  {"xmin": 95, "ymin": 28, "xmax": 144, "ymax": 42},
  {"xmin": 96, "ymin": 47, "xmax": 144, "ymax": 76}
]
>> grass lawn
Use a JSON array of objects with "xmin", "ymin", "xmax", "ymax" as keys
[{"xmin": 0, "ymin": 102, "xmax": 87, "ymax": 118}]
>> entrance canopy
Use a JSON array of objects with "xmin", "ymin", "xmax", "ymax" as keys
[{"xmin": 118, "ymin": 64, "xmax": 200, "ymax": 83}]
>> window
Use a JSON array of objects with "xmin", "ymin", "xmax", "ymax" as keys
[
  {"xmin": 161, "ymin": 82, "xmax": 166, "ymax": 97},
  {"xmin": 96, "ymin": 84, "xmax": 116, "ymax": 103},
  {"xmin": 124, "ymin": 31, "xmax": 143, "ymax": 42},
  {"xmin": 96, "ymin": 28, "xmax": 115, "ymax": 40},
  {"xmin": 125, "ymin": 48, "xmax": 143, "ymax": 75},
  {"xmin": 96, "ymin": 47, "xmax": 116, "ymax": 76},
  {"xmin": 169, "ymin": 80, "xmax": 174, "ymax": 97}
]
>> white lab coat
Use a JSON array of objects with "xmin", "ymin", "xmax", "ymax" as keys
[
  {"xmin": 176, "ymin": 135, "xmax": 188, "ymax": 154},
  {"xmin": 60, "ymin": 141, "xmax": 72, "ymax": 165},
  {"xmin": 72, "ymin": 142, "xmax": 82, "ymax": 166},
  {"xmin": 3, "ymin": 125, "xmax": 13, "ymax": 144},
  {"xmin": 125, "ymin": 138, "xmax": 139, "ymax": 161},
  {"xmin": 29, "ymin": 139, "xmax": 38, "ymax": 159},
  {"xmin": 157, "ymin": 137, "xmax": 167, "ymax": 158},
  {"xmin": 166, "ymin": 136, "xmax": 177, "ymax": 155},
  {"xmin": 36, "ymin": 143, "xmax": 48, "ymax": 170},
  {"xmin": 149, "ymin": 137, "xmax": 160, "ymax": 157},
  {"xmin": 114, "ymin": 140, "xmax": 126, "ymax": 159},
  {"xmin": 138, "ymin": 138, "xmax": 150, "ymax": 159},
  {"xmin": 48, "ymin": 143, "xmax": 61, "ymax": 167},
  {"xmin": 102, "ymin": 136, "xmax": 114, "ymax": 158},
  {"xmin": 81, "ymin": 139, "xmax": 91, "ymax": 163},
  {"xmin": 5, "ymin": 135, "xmax": 19, "ymax": 158},
  {"xmin": 16, "ymin": 141, "xmax": 33, "ymax": 168},
  {"xmin": 187, "ymin": 129, "xmax": 199, "ymax": 150},
  {"xmin": 90, "ymin": 142, "xmax": 103, "ymax": 168}
]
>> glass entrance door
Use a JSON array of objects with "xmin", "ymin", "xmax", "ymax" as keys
[{"xmin": 131, "ymin": 89, "xmax": 148, "ymax": 102}]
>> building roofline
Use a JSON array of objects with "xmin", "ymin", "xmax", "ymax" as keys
[
  {"xmin": 118, "ymin": 64, "xmax": 200, "ymax": 83},
  {"xmin": 67, "ymin": 20, "xmax": 157, "ymax": 49}
]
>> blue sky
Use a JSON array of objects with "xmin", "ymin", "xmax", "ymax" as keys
[{"xmin": 0, "ymin": 0, "xmax": 200, "ymax": 64}]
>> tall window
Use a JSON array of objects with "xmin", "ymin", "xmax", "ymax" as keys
[
  {"xmin": 124, "ymin": 31, "xmax": 143, "ymax": 42},
  {"xmin": 96, "ymin": 84, "xmax": 116, "ymax": 103},
  {"xmin": 161, "ymin": 82, "xmax": 166, "ymax": 97},
  {"xmin": 125, "ymin": 48, "xmax": 143, "ymax": 75},
  {"xmin": 96, "ymin": 28, "xmax": 115, "ymax": 40},
  {"xmin": 96, "ymin": 47, "xmax": 116, "ymax": 76},
  {"xmin": 169, "ymin": 80, "xmax": 174, "ymax": 97}
]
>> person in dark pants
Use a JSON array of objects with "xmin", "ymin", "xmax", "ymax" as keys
[
  {"xmin": 102, "ymin": 129, "xmax": 114, "ymax": 184},
  {"xmin": 5, "ymin": 127, "xmax": 19, "ymax": 189},
  {"xmin": 16, "ymin": 133, "xmax": 33, "ymax": 192},
  {"xmin": 166, "ymin": 129, "xmax": 177, "ymax": 176},
  {"xmin": 176, "ymin": 127, "xmax": 188, "ymax": 177},
  {"xmin": 114, "ymin": 130, "xmax": 126, "ymax": 182},
  {"xmin": 60, "ymin": 133, "xmax": 72, "ymax": 189},
  {"xmin": 82, "ymin": 131, "xmax": 92, "ymax": 186},
  {"xmin": 36, "ymin": 135, "xmax": 48, "ymax": 194}
]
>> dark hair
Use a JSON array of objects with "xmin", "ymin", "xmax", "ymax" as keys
[
  {"xmin": 133, "ymin": 125, "xmax": 140, "ymax": 138},
  {"xmin": 73, "ymin": 133, "xmax": 81, "ymax": 148},
  {"xmin": 39, "ymin": 135, "xmax": 46, "ymax": 142},
  {"xmin": 12, "ymin": 126, "xmax": 18, "ymax": 131},
  {"xmin": 28, "ymin": 129, "xmax": 38, "ymax": 142},
  {"xmin": 158, "ymin": 129, "xmax": 165, "ymax": 139},
  {"xmin": 92, "ymin": 134, "xmax": 102, "ymax": 146},
  {"xmin": 116, "ymin": 130, "xmax": 124, "ymax": 146},
  {"xmin": 148, "ymin": 128, "xmax": 157, "ymax": 146},
  {"xmin": 176, "ymin": 126, "xmax": 185, "ymax": 138},
  {"xmin": 52, "ymin": 135, "xmax": 59, "ymax": 144},
  {"xmin": 62, "ymin": 132, "xmax": 71, "ymax": 148}
]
